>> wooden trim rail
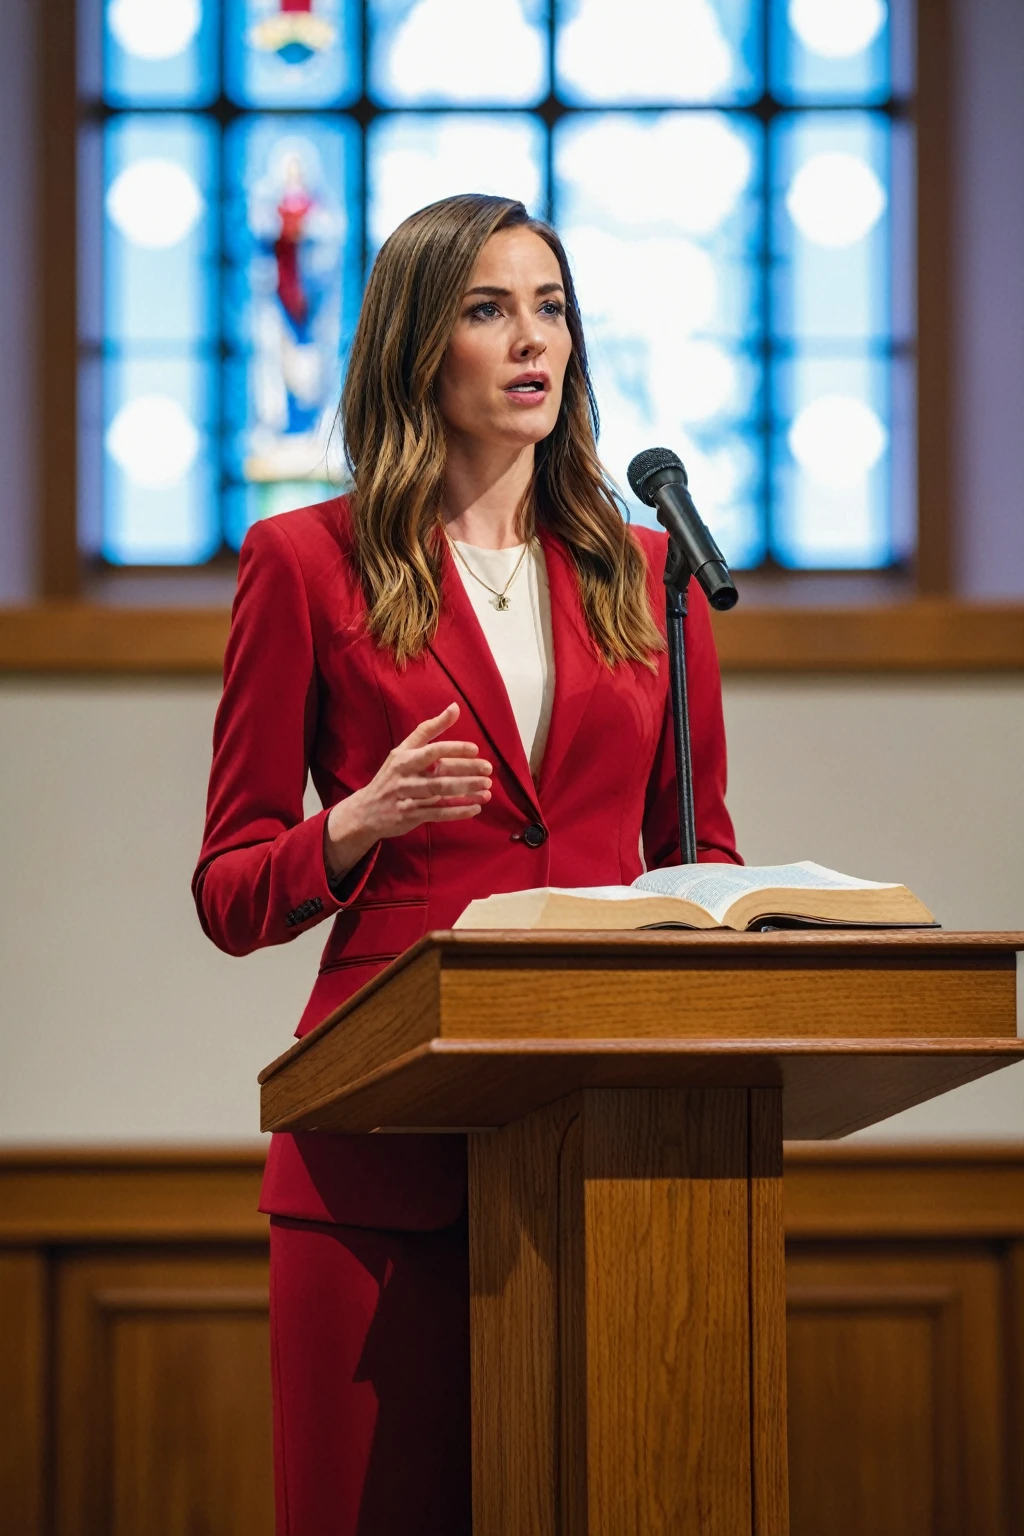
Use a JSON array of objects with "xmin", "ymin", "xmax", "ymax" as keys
[
  {"xmin": 0, "ymin": 1142, "xmax": 1023, "ymax": 1243},
  {"xmin": 2, "ymin": 601, "xmax": 1024, "ymax": 675}
]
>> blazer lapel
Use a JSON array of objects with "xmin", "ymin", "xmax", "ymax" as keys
[
  {"xmin": 428, "ymin": 541, "xmax": 541, "ymax": 817},
  {"xmin": 534, "ymin": 526, "xmax": 603, "ymax": 797}
]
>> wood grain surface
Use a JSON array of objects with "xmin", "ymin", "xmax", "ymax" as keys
[
  {"xmin": 259, "ymin": 930, "xmax": 1024, "ymax": 1140},
  {"xmin": 470, "ymin": 1089, "xmax": 790, "ymax": 1536},
  {"xmin": 0, "ymin": 1253, "xmax": 46, "ymax": 1536},
  {"xmin": 750, "ymin": 1091, "xmax": 790, "ymax": 1534},
  {"xmin": 469, "ymin": 1098, "xmax": 576, "ymax": 1536},
  {"xmin": 0, "ymin": 1150, "xmax": 268, "ymax": 1244},
  {"xmin": 262, "ymin": 1035, "xmax": 1024, "ymax": 1140},
  {"xmin": 579, "ymin": 1090, "xmax": 754, "ymax": 1536},
  {"xmin": 54, "ymin": 1250, "xmax": 273, "ymax": 1536},
  {"xmin": 437, "ymin": 961, "xmax": 1013, "ymax": 1041},
  {"xmin": 786, "ymin": 1252, "xmax": 1006, "ymax": 1536},
  {"xmin": 4, "ymin": 602, "xmax": 1024, "ymax": 673}
]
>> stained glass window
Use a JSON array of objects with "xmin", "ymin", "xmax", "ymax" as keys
[{"xmin": 82, "ymin": 0, "xmax": 912, "ymax": 570}]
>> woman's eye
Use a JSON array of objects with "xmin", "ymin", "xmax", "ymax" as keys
[
  {"xmin": 540, "ymin": 301, "xmax": 565, "ymax": 317},
  {"xmin": 469, "ymin": 301, "xmax": 501, "ymax": 320}
]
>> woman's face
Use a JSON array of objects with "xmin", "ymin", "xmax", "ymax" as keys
[{"xmin": 435, "ymin": 227, "xmax": 573, "ymax": 451}]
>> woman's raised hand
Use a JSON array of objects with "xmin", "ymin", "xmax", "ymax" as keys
[{"xmin": 323, "ymin": 703, "xmax": 492, "ymax": 882}]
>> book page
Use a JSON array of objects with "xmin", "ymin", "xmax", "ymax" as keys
[{"xmin": 632, "ymin": 861, "xmax": 898, "ymax": 926}]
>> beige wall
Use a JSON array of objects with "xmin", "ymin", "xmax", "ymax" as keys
[{"xmin": 1, "ymin": 675, "xmax": 1020, "ymax": 1145}]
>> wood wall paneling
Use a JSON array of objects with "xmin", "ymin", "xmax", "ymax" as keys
[
  {"xmin": 786, "ymin": 1250, "xmax": 1007, "ymax": 1536},
  {"xmin": 54, "ymin": 1249, "xmax": 274, "ymax": 1536},
  {"xmin": 1, "ymin": 1147, "xmax": 1023, "ymax": 1536},
  {"xmin": 0, "ymin": 1251, "xmax": 47, "ymax": 1536}
]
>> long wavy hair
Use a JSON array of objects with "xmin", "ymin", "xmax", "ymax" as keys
[{"xmin": 340, "ymin": 194, "xmax": 663, "ymax": 667}]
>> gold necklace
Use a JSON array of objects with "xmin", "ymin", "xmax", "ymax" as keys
[{"xmin": 448, "ymin": 536, "xmax": 531, "ymax": 612}]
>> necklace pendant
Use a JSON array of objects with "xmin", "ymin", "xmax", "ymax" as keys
[{"xmin": 494, "ymin": 594, "xmax": 511, "ymax": 611}]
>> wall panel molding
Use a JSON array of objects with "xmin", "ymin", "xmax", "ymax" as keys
[{"xmin": 1, "ymin": 1144, "xmax": 1022, "ymax": 1535}]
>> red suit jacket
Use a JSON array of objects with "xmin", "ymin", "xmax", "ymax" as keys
[{"xmin": 193, "ymin": 496, "xmax": 740, "ymax": 1229}]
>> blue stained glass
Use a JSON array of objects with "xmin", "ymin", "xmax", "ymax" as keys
[
  {"xmin": 771, "ymin": 352, "xmax": 891, "ymax": 567},
  {"xmin": 104, "ymin": 0, "xmax": 219, "ymax": 107},
  {"xmin": 771, "ymin": 0, "xmax": 890, "ymax": 104},
  {"xmin": 367, "ymin": 114, "xmax": 546, "ymax": 254},
  {"xmin": 225, "ymin": 0, "xmax": 360, "ymax": 107},
  {"xmin": 369, "ymin": 0, "xmax": 548, "ymax": 106},
  {"xmin": 103, "ymin": 354, "xmax": 219, "ymax": 563},
  {"xmin": 104, "ymin": 116, "xmax": 217, "ymax": 344},
  {"xmin": 772, "ymin": 111, "xmax": 890, "ymax": 342},
  {"xmin": 223, "ymin": 116, "xmax": 361, "ymax": 543},
  {"xmin": 554, "ymin": 112, "xmax": 764, "ymax": 566},
  {"xmin": 555, "ymin": 0, "xmax": 760, "ymax": 106}
]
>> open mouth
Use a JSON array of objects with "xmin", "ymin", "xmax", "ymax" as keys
[{"xmin": 505, "ymin": 379, "xmax": 548, "ymax": 394}]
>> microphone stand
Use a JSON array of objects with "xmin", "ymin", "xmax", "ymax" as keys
[{"xmin": 664, "ymin": 534, "xmax": 698, "ymax": 864}]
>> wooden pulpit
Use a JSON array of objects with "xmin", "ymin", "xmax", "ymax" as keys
[{"xmin": 259, "ymin": 929, "xmax": 1024, "ymax": 1535}]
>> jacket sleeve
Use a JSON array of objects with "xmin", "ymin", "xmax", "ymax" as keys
[
  {"xmin": 641, "ymin": 578, "xmax": 741, "ymax": 869},
  {"xmin": 192, "ymin": 516, "xmax": 378, "ymax": 957}
]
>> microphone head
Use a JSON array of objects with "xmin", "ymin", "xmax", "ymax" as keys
[{"xmin": 627, "ymin": 446, "xmax": 687, "ymax": 506}]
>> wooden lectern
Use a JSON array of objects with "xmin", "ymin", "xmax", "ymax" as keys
[{"xmin": 259, "ymin": 929, "xmax": 1024, "ymax": 1535}]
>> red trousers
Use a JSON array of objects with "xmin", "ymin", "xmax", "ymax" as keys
[{"xmin": 269, "ymin": 1215, "xmax": 471, "ymax": 1536}]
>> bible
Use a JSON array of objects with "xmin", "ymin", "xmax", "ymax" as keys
[{"xmin": 453, "ymin": 860, "xmax": 937, "ymax": 933}]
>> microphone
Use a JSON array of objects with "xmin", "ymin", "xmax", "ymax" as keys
[{"xmin": 626, "ymin": 447, "xmax": 738, "ymax": 611}]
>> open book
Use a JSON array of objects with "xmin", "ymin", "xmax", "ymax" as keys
[{"xmin": 453, "ymin": 861, "xmax": 937, "ymax": 933}]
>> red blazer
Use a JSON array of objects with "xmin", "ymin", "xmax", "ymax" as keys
[{"xmin": 193, "ymin": 496, "xmax": 739, "ymax": 1229}]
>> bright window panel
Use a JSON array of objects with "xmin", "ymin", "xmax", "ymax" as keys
[
  {"xmin": 104, "ymin": 0, "xmax": 220, "ymax": 106},
  {"xmin": 104, "ymin": 115, "xmax": 217, "ymax": 344},
  {"xmin": 555, "ymin": 0, "xmax": 760, "ymax": 106},
  {"xmin": 367, "ymin": 114, "xmax": 546, "ymax": 254},
  {"xmin": 555, "ymin": 112, "xmax": 764, "ymax": 566},
  {"xmin": 369, "ymin": 0, "xmax": 548, "ymax": 106},
  {"xmin": 223, "ymin": 116, "xmax": 361, "ymax": 545},
  {"xmin": 225, "ymin": 0, "xmax": 361, "ymax": 107},
  {"xmin": 103, "ymin": 354, "xmax": 219, "ymax": 563},
  {"xmin": 772, "ymin": 351, "xmax": 891, "ymax": 567},
  {"xmin": 772, "ymin": 111, "xmax": 891, "ymax": 342},
  {"xmin": 771, "ymin": 0, "xmax": 890, "ymax": 104}
]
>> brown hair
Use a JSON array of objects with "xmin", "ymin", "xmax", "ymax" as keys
[{"xmin": 340, "ymin": 194, "xmax": 662, "ymax": 667}]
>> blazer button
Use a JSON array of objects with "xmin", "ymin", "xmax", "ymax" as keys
[{"xmin": 522, "ymin": 822, "xmax": 548, "ymax": 848}]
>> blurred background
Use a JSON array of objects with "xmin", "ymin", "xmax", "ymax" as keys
[
  {"xmin": 79, "ymin": 0, "xmax": 912, "ymax": 572},
  {"xmin": 1, "ymin": 2, "xmax": 1023, "ymax": 1533}
]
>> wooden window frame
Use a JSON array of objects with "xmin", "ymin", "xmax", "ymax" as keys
[{"xmin": 7, "ymin": 0, "xmax": 1021, "ymax": 674}]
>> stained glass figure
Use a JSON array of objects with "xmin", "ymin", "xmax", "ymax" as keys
[
  {"xmin": 225, "ymin": 0, "xmax": 360, "ymax": 107},
  {"xmin": 224, "ymin": 118, "xmax": 360, "ymax": 543}
]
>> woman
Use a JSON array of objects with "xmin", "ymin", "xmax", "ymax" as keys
[{"xmin": 194, "ymin": 193, "xmax": 739, "ymax": 1535}]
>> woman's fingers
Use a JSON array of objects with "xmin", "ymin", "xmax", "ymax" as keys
[
  {"xmin": 407, "ymin": 739, "xmax": 487, "ymax": 772},
  {"xmin": 427, "ymin": 755, "xmax": 492, "ymax": 779},
  {"xmin": 400, "ymin": 703, "xmax": 460, "ymax": 751},
  {"xmin": 422, "ymin": 803, "xmax": 484, "ymax": 822},
  {"xmin": 402, "ymin": 778, "xmax": 490, "ymax": 801}
]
